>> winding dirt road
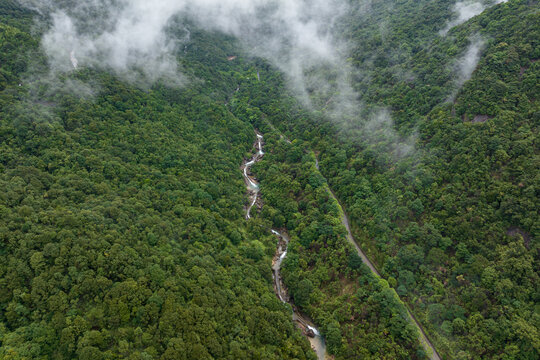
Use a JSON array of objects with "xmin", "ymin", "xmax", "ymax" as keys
[
  {"xmin": 327, "ymin": 186, "xmax": 441, "ymax": 360},
  {"xmin": 246, "ymin": 126, "xmax": 440, "ymax": 359},
  {"xmin": 315, "ymin": 148, "xmax": 440, "ymax": 358}
]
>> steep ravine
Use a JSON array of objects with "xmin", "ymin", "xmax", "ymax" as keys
[{"xmin": 242, "ymin": 131, "xmax": 327, "ymax": 360}]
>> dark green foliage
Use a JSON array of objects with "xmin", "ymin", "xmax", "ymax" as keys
[
  {"xmin": 231, "ymin": 1, "xmax": 539, "ymax": 359},
  {"xmin": 0, "ymin": 6, "xmax": 315, "ymax": 359},
  {"xmin": 1, "ymin": 0, "xmax": 538, "ymax": 359},
  {"xmin": 251, "ymin": 135, "xmax": 424, "ymax": 359}
]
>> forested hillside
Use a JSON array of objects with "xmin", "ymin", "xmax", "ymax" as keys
[
  {"xmin": 0, "ymin": 1, "xmax": 426, "ymax": 358},
  {"xmin": 0, "ymin": 0, "xmax": 538, "ymax": 359},
  {"xmin": 235, "ymin": 0, "xmax": 539, "ymax": 359},
  {"xmin": 252, "ymin": 129, "xmax": 425, "ymax": 359},
  {"xmin": 0, "ymin": 3, "xmax": 316, "ymax": 359}
]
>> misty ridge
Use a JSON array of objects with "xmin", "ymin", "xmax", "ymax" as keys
[
  {"xmin": 17, "ymin": 0, "xmax": 502, "ymax": 160},
  {"xmin": 21, "ymin": 0, "xmax": 346, "ymax": 87},
  {"xmin": 440, "ymin": 0, "xmax": 509, "ymax": 36},
  {"xmin": 440, "ymin": 1, "xmax": 510, "ymax": 101},
  {"xmin": 2, "ymin": 2, "xmax": 537, "ymax": 359},
  {"xmin": 448, "ymin": 35, "xmax": 486, "ymax": 102}
]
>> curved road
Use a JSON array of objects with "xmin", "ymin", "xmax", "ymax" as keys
[
  {"xmin": 327, "ymin": 186, "xmax": 442, "ymax": 360},
  {"xmin": 253, "ymin": 128, "xmax": 440, "ymax": 359}
]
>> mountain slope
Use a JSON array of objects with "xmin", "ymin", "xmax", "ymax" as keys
[
  {"xmin": 0, "ymin": 5, "xmax": 316, "ymax": 359},
  {"xmin": 233, "ymin": 0, "xmax": 539, "ymax": 358},
  {"xmin": 0, "ymin": 1, "xmax": 538, "ymax": 359}
]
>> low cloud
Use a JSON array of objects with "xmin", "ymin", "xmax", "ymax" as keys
[
  {"xmin": 440, "ymin": 1, "xmax": 486, "ymax": 36},
  {"xmin": 440, "ymin": 0, "xmax": 508, "ymax": 36},
  {"xmin": 40, "ymin": 2, "xmax": 186, "ymax": 85},
  {"xmin": 448, "ymin": 35, "xmax": 485, "ymax": 101},
  {"xmin": 457, "ymin": 37, "xmax": 485, "ymax": 83},
  {"xmin": 20, "ymin": 0, "xmax": 346, "ymax": 88},
  {"xmin": 18, "ymin": 0, "xmax": 415, "ymax": 162},
  {"xmin": 363, "ymin": 109, "xmax": 416, "ymax": 159}
]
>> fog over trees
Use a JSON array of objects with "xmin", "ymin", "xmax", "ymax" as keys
[{"xmin": 1, "ymin": 0, "xmax": 538, "ymax": 359}]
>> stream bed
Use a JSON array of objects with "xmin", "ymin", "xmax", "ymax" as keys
[
  {"xmin": 271, "ymin": 229, "xmax": 326, "ymax": 360},
  {"xmin": 242, "ymin": 132, "xmax": 327, "ymax": 360}
]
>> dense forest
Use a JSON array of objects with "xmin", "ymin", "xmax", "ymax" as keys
[
  {"xmin": 0, "ymin": 2, "xmax": 317, "ymax": 359},
  {"xmin": 252, "ymin": 129, "xmax": 425, "ymax": 359},
  {"xmin": 1, "ymin": 0, "xmax": 538, "ymax": 359},
  {"xmin": 235, "ymin": 0, "xmax": 539, "ymax": 359}
]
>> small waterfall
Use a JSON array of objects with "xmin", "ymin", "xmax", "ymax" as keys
[
  {"xmin": 271, "ymin": 230, "xmax": 326, "ymax": 360},
  {"xmin": 307, "ymin": 325, "xmax": 320, "ymax": 337},
  {"xmin": 242, "ymin": 131, "xmax": 326, "ymax": 359},
  {"xmin": 242, "ymin": 132, "xmax": 264, "ymax": 219}
]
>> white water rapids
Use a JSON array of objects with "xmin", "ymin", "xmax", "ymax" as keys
[
  {"xmin": 307, "ymin": 325, "xmax": 320, "ymax": 337},
  {"xmin": 241, "ymin": 134, "xmax": 263, "ymax": 219},
  {"xmin": 242, "ymin": 131, "xmax": 327, "ymax": 359},
  {"xmin": 271, "ymin": 230, "xmax": 326, "ymax": 360},
  {"xmin": 242, "ymin": 129, "xmax": 439, "ymax": 359}
]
